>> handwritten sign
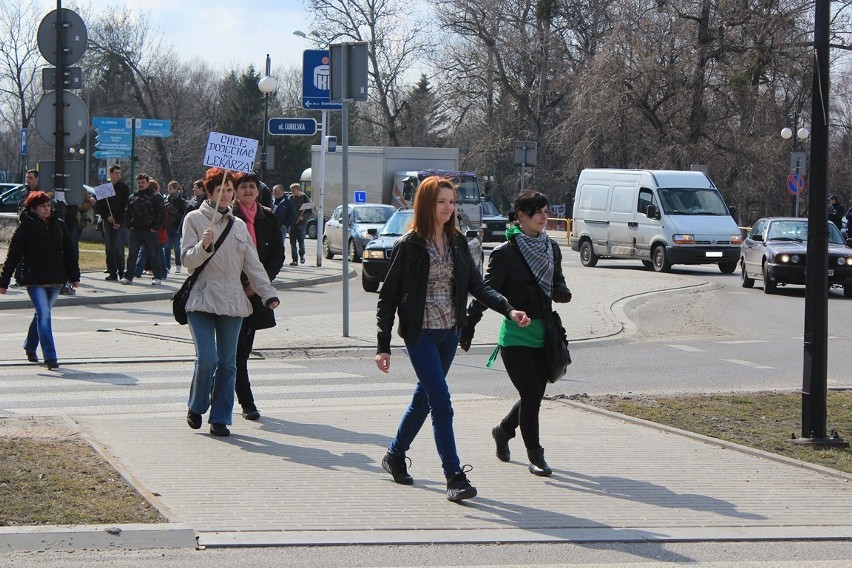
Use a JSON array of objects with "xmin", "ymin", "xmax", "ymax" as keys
[
  {"xmin": 93, "ymin": 182, "xmax": 116, "ymax": 200},
  {"xmin": 203, "ymin": 132, "xmax": 258, "ymax": 173}
]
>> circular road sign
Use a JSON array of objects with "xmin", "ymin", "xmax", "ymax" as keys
[
  {"xmin": 33, "ymin": 91, "xmax": 89, "ymax": 148},
  {"xmin": 37, "ymin": 9, "xmax": 88, "ymax": 66},
  {"xmin": 786, "ymin": 174, "xmax": 805, "ymax": 195}
]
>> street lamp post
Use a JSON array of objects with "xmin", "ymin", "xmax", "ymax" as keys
[
  {"xmin": 257, "ymin": 54, "xmax": 277, "ymax": 183},
  {"xmin": 781, "ymin": 120, "xmax": 810, "ymax": 217}
]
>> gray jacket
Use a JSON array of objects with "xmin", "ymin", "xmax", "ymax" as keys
[{"xmin": 181, "ymin": 201, "xmax": 278, "ymax": 317}]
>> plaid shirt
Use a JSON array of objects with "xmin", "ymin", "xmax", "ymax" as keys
[{"xmin": 422, "ymin": 236, "xmax": 456, "ymax": 329}]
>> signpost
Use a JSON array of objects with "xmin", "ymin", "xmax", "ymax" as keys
[
  {"xmin": 268, "ymin": 118, "xmax": 317, "ymax": 136},
  {"xmin": 302, "ymin": 50, "xmax": 342, "ymax": 111},
  {"xmin": 134, "ymin": 118, "xmax": 172, "ymax": 137}
]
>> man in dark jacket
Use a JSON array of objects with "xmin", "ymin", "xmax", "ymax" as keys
[
  {"xmin": 120, "ymin": 173, "xmax": 164, "ymax": 285},
  {"xmin": 96, "ymin": 164, "xmax": 131, "ymax": 280},
  {"xmin": 828, "ymin": 195, "xmax": 844, "ymax": 231}
]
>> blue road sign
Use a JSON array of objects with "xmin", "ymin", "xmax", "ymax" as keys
[
  {"xmin": 93, "ymin": 150, "xmax": 131, "ymax": 159},
  {"xmin": 93, "ymin": 117, "xmax": 131, "ymax": 129},
  {"xmin": 354, "ymin": 190, "xmax": 367, "ymax": 203},
  {"xmin": 20, "ymin": 128, "xmax": 27, "ymax": 155},
  {"xmin": 302, "ymin": 50, "xmax": 342, "ymax": 111},
  {"xmin": 269, "ymin": 118, "xmax": 317, "ymax": 136},
  {"xmin": 135, "ymin": 118, "xmax": 172, "ymax": 137},
  {"xmin": 786, "ymin": 174, "xmax": 805, "ymax": 195}
]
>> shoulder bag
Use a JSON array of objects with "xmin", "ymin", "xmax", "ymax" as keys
[{"xmin": 172, "ymin": 219, "xmax": 234, "ymax": 325}]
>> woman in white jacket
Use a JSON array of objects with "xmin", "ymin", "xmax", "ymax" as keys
[{"xmin": 181, "ymin": 167, "xmax": 280, "ymax": 437}]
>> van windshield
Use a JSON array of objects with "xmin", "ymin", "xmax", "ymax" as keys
[{"xmin": 657, "ymin": 187, "xmax": 729, "ymax": 216}]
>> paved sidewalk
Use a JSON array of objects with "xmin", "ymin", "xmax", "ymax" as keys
[{"xmin": 3, "ymin": 243, "xmax": 851, "ymax": 552}]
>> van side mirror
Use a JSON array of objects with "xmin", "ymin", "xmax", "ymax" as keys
[
  {"xmin": 367, "ymin": 228, "xmax": 378, "ymax": 238},
  {"xmin": 645, "ymin": 203, "xmax": 660, "ymax": 220}
]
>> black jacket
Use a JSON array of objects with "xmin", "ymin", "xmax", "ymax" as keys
[
  {"xmin": 463, "ymin": 234, "xmax": 571, "ymax": 341},
  {"xmin": 165, "ymin": 192, "xmax": 187, "ymax": 230},
  {"xmin": 125, "ymin": 188, "xmax": 165, "ymax": 231},
  {"xmin": 231, "ymin": 202, "xmax": 285, "ymax": 283},
  {"xmin": 376, "ymin": 231, "xmax": 514, "ymax": 354},
  {"xmin": 0, "ymin": 209, "xmax": 81, "ymax": 288},
  {"xmin": 95, "ymin": 181, "xmax": 130, "ymax": 225}
]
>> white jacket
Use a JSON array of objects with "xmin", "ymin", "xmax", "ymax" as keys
[{"xmin": 181, "ymin": 201, "xmax": 277, "ymax": 317}]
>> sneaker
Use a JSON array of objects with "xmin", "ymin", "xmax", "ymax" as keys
[
  {"xmin": 241, "ymin": 405, "xmax": 261, "ymax": 421},
  {"xmin": 381, "ymin": 451, "xmax": 413, "ymax": 485},
  {"xmin": 176, "ymin": 266, "xmax": 182, "ymax": 274},
  {"xmin": 119, "ymin": 277, "xmax": 133, "ymax": 285},
  {"xmin": 289, "ymin": 261, "xmax": 298, "ymax": 266},
  {"xmin": 209, "ymin": 423, "xmax": 230, "ymax": 437},
  {"xmin": 151, "ymin": 279, "xmax": 161, "ymax": 286},
  {"xmin": 105, "ymin": 275, "xmax": 118, "ymax": 281},
  {"xmin": 300, "ymin": 256, "xmax": 305, "ymax": 264},
  {"xmin": 446, "ymin": 466, "xmax": 477, "ymax": 502}
]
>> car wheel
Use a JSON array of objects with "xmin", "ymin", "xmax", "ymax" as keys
[
  {"xmin": 348, "ymin": 239, "xmax": 360, "ymax": 262},
  {"xmin": 362, "ymin": 272, "xmax": 380, "ymax": 293},
  {"xmin": 307, "ymin": 221, "xmax": 317, "ymax": 240},
  {"xmin": 652, "ymin": 245, "xmax": 671, "ymax": 272},
  {"xmin": 641, "ymin": 260, "xmax": 654, "ymax": 270},
  {"xmin": 719, "ymin": 261, "xmax": 737, "ymax": 274},
  {"xmin": 845, "ymin": 283, "xmax": 852, "ymax": 298},
  {"xmin": 322, "ymin": 236, "xmax": 334, "ymax": 259},
  {"xmin": 579, "ymin": 240, "xmax": 598, "ymax": 267},
  {"xmin": 740, "ymin": 259, "xmax": 754, "ymax": 288},
  {"xmin": 762, "ymin": 263, "xmax": 776, "ymax": 294}
]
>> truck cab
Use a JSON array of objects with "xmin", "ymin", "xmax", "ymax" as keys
[{"xmin": 392, "ymin": 170, "xmax": 482, "ymax": 229}]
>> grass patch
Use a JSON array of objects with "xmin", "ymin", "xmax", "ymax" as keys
[
  {"xmin": 578, "ymin": 390, "xmax": 852, "ymax": 475},
  {"xmin": 0, "ymin": 437, "xmax": 165, "ymax": 526},
  {"xmin": 78, "ymin": 246, "xmax": 106, "ymax": 272}
]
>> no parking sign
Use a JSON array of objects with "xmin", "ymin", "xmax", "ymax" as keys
[{"xmin": 786, "ymin": 174, "xmax": 805, "ymax": 195}]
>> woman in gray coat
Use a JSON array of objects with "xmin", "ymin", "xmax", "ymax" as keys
[{"xmin": 181, "ymin": 168, "xmax": 280, "ymax": 437}]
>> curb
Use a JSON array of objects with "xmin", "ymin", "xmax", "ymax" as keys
[{"xmin": 0, "ymin": 523, "xmax": 197, "ymax": 552}]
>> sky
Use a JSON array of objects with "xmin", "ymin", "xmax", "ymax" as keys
[{"xmin": 80, "ymin": 0, "xmax": 315, "ymax": 75}]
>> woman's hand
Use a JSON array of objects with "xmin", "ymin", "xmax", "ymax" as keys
[
  {"xmin": 71, "ymin": 281, "xmax": 80, "ymax": 289},
  {"xmin": 375, "ymin": 353, "xmax": 390, "ymax": 373},
  {"xmin": 201, "ymin": 228, "xmax": 213, "ymax": 248},
  {"xmin": 267, "ymin": 300, "xmax": 279, "ymax": 309},
  {"xmin": 509, "ymin": 309, "xmax": 530, "ymax": 327},
  {"xmin": 244, "ymin": 285, "xmax": 256, "ymax": 298}
]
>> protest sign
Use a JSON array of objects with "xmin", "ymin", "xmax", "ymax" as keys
[
  {"xmin": 92, "ymin": 182, "xmax": 116, "ymax": 200},
  {"xmin": 203, "ymin": 132, "xmax": 258, "ymax": 174}
]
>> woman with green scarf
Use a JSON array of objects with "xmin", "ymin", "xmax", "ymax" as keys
[{"xmin": 461, "ymin": 190, "xmax": 572, "ymax": 476}]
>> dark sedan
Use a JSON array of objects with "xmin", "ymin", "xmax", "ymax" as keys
[
  {"xmin": 360, "ymin": 208, "xmax": 483, "ymax": 292},
  {"xmin": 740, "ymin": 217, "xmax": 852, "ymax": 297}
]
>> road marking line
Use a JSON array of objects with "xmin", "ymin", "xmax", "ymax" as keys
[
  {"xmin": 722, "ymin": 359, "xmax": 774, "ymax": 369},
  {"xmin": 717, "ymin": 340, "xmax": 769, "ymax": 344},
  {"xmin": 667, "ymin": 344, "xmax": 704, "ymax": 352}
]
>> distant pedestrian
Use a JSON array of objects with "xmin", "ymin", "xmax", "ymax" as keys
[
  {"xmin": 828, "ymin": 195, "xmax": 844, "ymax": 231},
  {"xmin": 120, "ymin": 173, "xmax": 165, "ymax": 286},
  {"xmin": 96, "ymin": 164, "xmax": 130, "ymax": 281},
  {"xmin": 164, "ymin": 180, "xmax": 187, "ymax": 274},
  {"xmin": 288, "ymin": 182, "xmax": 311, "ymax": 265},
  {"xmin": 461, "ymin": 190, "xmax": 572, "ymax": 477},
  {"xmin": 181, "ymin": 167, "xmax": 279, "ymax": 437},
  {"xmin": 231, "ymin": 172, "xmax": 285, "ymax": 421},
  {"xmin": 0, "ymin": 191, "xmax": 80, "ymax": 369},
  {"xmin": 375, "ymin": 175, "xmax": 530, "ymax": 502},
  {"xmin": 185, "ymin": 179, "xmax": 205, "ymax": 214},
  {"xmin": 272, "ymin": 183, "xmax": 295, "ymax": 248}
]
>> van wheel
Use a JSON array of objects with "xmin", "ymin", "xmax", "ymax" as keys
[
  {"xmin": 362, "ymin": 273, "xmax": 380, "ymax": 293},
  {"xmin": 652, "ymin": 245, "xmax": 671, "ymax": 272},
  {"xmin": 348, "ymin": 239, "xmax": 361, "ymax": 262},
  {"xmin": 740, "ymin": 259, "xmax": 754, "ymax": 288},
  {"xmin": 579, "ymin": 240, "xmax": 598, "ymax": 267},
  {"xmin": 719, "ymin": 261, "xmax": 737, "ymax": 274},
  {"xmin": 641, "ymin": 260, "xmax": 653, "ymax": 270},
  {"xmin": 763, "ymin": 263, "xmax": 776, "ymax": 294},
  {"xmin": 323, "ymin": 237, "xmax": 334, "ymax": 259}
]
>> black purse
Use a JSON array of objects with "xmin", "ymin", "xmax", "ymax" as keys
[
  {"xmin": 246, "ymin": 292, "xmax": 276, "ymax": 330},
  {"xmin": 172, "ymin": 219, "xmax": 234, "ymax": 325}
]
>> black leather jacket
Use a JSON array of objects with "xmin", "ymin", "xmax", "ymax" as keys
[
  {"xmin": 463, "ymin": 234, "xmax": 571, "ymax": 342},
  {"xmin": 376, "ymin": 231, "xmax": 514, "ymax": 354},
  {"xmin": 0, "ymin": 209, "xmax": 80, "ymax": 288}
]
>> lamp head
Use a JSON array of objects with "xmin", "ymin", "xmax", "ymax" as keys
[
  {"xmin": 258, "ymin": 75, "xmax": 277, "ymax": 94},
  {"xmin": 780, "ymin": 127, "xmax": 793, "ymax": 140}
]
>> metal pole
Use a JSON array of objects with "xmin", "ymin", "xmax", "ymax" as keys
[
  {"xmin": 316, "ymin": 109, "xmax": 327, "ymax": 267},
  {"xmin": 261, "ymin": 54, "xmax": 270, "ymax": 182},
  {"xmin": 341, "ymin": 45, "xmax": 350, "ymax": 337},
  {"xmin": 54, "ymin": 0, "xmax": 66, "ymax": 202}
]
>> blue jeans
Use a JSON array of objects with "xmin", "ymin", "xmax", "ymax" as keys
[
  {"xmin": 186, "ymin": 312, "xmax": 243, "ymax": 425},
  {"xmin": 390, "ymin": 328, "xmax": 462, "ymax": 477},
  {"xmin": 289, "ymin": 223, "xmax": 306, "ymax": 261},
  {"xmin": 102, "ymin": 223, "xmax": 127, "ymax": 277},
  {"xmin": 164, "ymin": 226, "xmax": 181, "ymax": 271},
  {"xmin": 127, "ymin": 228, "xmax": 163, "ymax": 280},
  {"xmin": 25, "ymin": 286, "xmax": 61, "ymax": 362}
]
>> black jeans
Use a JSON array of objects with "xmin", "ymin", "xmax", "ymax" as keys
[
  {"xmin": 499, "ymin": 345, "xmax": 549, "ymax": 451},
  {"xmin": 235, "ymin": 319, "xmax": 257, "ymax": 409}
]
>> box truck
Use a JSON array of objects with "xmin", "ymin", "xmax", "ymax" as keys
[
  {"xmin": 300, "ymin": 146, "xmax": 481, "ymax": 239},
  {"xmin": 569, "ymin": 169, "xmax": 742, "ymax": 273}
]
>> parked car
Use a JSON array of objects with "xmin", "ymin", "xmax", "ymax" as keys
[
  {"xmin": 740, "ymin": 217, "xmax": 852, "ymax": 297},
  {"xmin": 322, "ymin": 203, "xmax": 396, "ymax": 262},
  {"xmin": 360, "ymin": 208, "xmax": 484, "ymax": 293},
  {"xmin": 481, "ymin": 197, "xmax": 508, "ymax": 242},
  {"xmin": 0, "ymin": 183, "xmax": 24, "ymax": 212}
]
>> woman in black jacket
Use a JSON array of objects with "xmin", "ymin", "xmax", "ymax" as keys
[
  {"xmin": 375, "ymin": 176, "xmax": 529, "ymax": 502},
  {"xmin": 461, "ymin": 190, "xmax": 572, "ymax": 477},
  {"xmin": 0, "ymin": 191, "xmax": 81, "ymax": 369},
  {"xmin": 232, "ymin": 172, "xmax": 285, "ymax": 421}
]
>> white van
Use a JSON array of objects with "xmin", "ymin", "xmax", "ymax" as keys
[{"xmin": 569, "ymin": 169, "xmax": 742, "ymax": 273}]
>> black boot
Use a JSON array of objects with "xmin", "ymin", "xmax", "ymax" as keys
[
  {"xmin": 381, "ymin": 451, "xmax": 413, "ymax": 485},
  {"xmin": 491, "ymin": 424, "xmax": 513, "ymax": 462},
  {"xmin": 527, "ymin": 447, "xmax": 552, "ymax": 477},
  {"xmin": 446, "ymin": 467, "xmax": 477, "ymax": 502}
]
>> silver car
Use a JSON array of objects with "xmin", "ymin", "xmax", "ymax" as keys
[{"xmin": 322, "ymin": 203, "xmax": 396, "ymax": 262}]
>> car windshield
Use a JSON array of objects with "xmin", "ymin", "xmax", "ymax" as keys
[
  {"xmin": 353, "ymin": 206, "xmax": 394, "ymax": 224},
  {"xmin": 657, "ymin": 187, "xmax": 729, "ymax": 215},
  {"xmin": 380, "ymin": 211, "xmax": 413, "ymax": 237},
  {"xmin": 481, "ymin": 200, "xmax": 500, "ymax": 216},
  {"xmin": 766, "ymin": 221, "xmax": 846, "ymax": 244}
]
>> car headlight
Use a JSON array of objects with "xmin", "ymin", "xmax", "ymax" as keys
[
  {"xmin": 362, "ymin": 249, "xmax": 385, "ymax": 260},
  {"xmin": 673, "ymin": 234, "xmax": 694, "ymax": 244},
  {"xmin": 730, "ymin": 235, "xmax": 743, "ymax": 245},
  {"xmin": 837, "ymin": 257, "xmax": 849, "ymax": 266},
  {"xmin": 790, "ymin": 254, "xmax": 800, "ymax": 263},
  {"xmin": 777, "ymin": 254, "xmax": 790, "ymax": 263}
]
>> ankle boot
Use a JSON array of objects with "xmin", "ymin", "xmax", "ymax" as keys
[
  {"xmin": 527, "ymin": 447, "xmax": 552, "ymax": 477},
  {"xmin": 491, "ymin": 424, "xmax": 514, "ymax": 462}
]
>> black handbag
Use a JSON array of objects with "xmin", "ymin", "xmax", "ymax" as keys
[
  {"xmin": 172, "ymin": 219, "xmax": 234, "ymax": 325},
  {"xmin": 543, "ymin": 309, "xmax": 571, "ymax": 383},
  {"xmin": 246, "ymin": 292, "xmax": 276, "ymax": 330}
]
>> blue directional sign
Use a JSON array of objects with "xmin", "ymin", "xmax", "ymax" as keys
[
  {"xmin": 135, "ymin": 118, "xmax": 172, "ymax": 137},
  {"xmin": 269, "ymin": 118, "xmax": 317, "ymax": 136},
  {"xmin": 93, "ymin": 117, "xmax": 133, "ymax": 153},
  {"xmin": 93, "ymin": 150, "xmax": 130, "ymax": 159},
  {"xmin": 302, "ymin": 50, "xmax": 342, "ymax": 111}
]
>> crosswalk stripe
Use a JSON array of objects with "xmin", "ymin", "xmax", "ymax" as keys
[
  {"xmin": 667, "ymin": 344, "xmax": 704, "ymax": 352},
  {"xmin": 722, "ymin": 359, "xmax": 774, "ymax": 370}
]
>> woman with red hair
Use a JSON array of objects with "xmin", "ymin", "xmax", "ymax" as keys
[{"xmin": 0, "ymin": 191, "xmax": 80, "ymax": 369}]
